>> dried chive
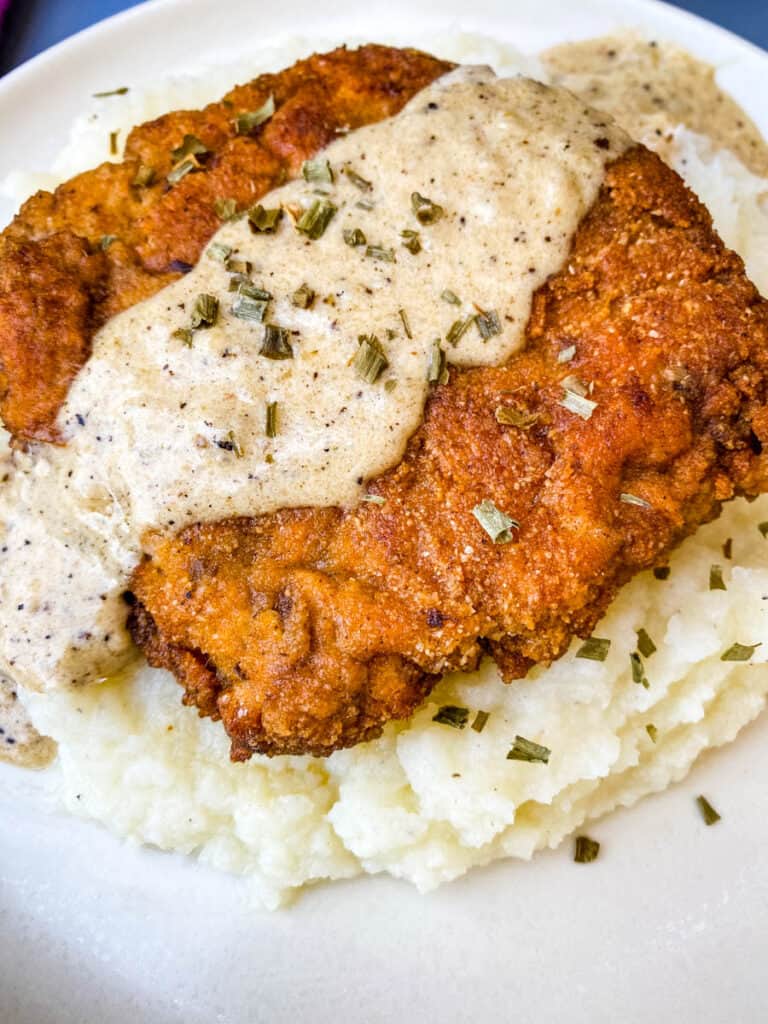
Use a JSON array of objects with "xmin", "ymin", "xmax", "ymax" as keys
[
  {"xmin": 190, "ymin": 294, "xmax": 219, "ymax": 329},
  {"xmin": 295, "ymin": 199, "xmax": 337, "ymax": 239},
  {"xmin": 214, "ymin": 197, "xmax": 238, "ymax": 220},
  {"xmin": 507, "ymin": 735, "xmax": 550, "ymax": 764},
  {"xmin": 233, "ymin": 281, "xmax": 270, "ymax": 301},
  {"xmin": 167, "ymin": 157, "xmax": 199, "ymax": 185},
  {"xmin": 172, "ymin": 327, "xmax": 193, "ymax": 347},
  {"xmin": 471, "ymin": 710, "xmax": 490, "ymax": 733},
  {"xmin": 576, "ymin": 637, "xmax": 611, "ymax": 662},
  {"xmin": 475, "ymin": 310, "xmax": 501, "ymax": 340},
  {"xmin": 721, "ymin": 642, "xmax": 761, "ymax": 662},
  {"xmin": 560, "ymin": 387, "xmax": 597, "ymax": 420},
  {"xmin": 558, "ymin": 345, "xmax": 576, "ymax": 364},
  {"xmin": 574, "ymin": 836, "xmax": 600, "ymax": 863},
  {"xmin": 398, "ymin": 308, "xmax": 412, "ymax": 340},
  {"xmin": 722, "ymin": 538, "xmax": 733, "ymax": 560},
  {"xmin": 361, "ymin": 493, "xmax": 386, "ymax": 506},
  {"xmin": 401, "ymin": 229, "xmax": 421, "ymax": 254},
  {"xmin": 696, "ymin": 795, "xmax": 721, "ymax": 826},
  {"xmin": 343, "ymin": 227, "xmax": 367, "ymax": 247},
  {"xmin": 620, "ymin": 492, "xmax": 652, "ymax": 509},
  {"xmin": 132, "ymin": 164, "xmax": 155, "ymax": 188},
  {"xmin": 301, "ymin": 158, "xmax": 333, "ymax": 185},
  {"xmin": 411, "ymin": 191, "xmax": 444, "ymax": 224},
  {"xmin": 234, "ymin": 95, "xmax": 275, "ymax": 134},
  {"xmin": 427, "ymin": 341, "xmax": 448, "ymax": 385},
  {"xmin": 291, "ymin": 283, "xmax": 315, "ymax": 309},
  {"xmin": 207, "ymin": 242, "xmax": 232, "ymax": 262},
  {"xmin": 472, "ymin": 499, "xmax": 518, "ymax": 544},
  {"xmin": 259, "ymin": 324, "xmax": 293, "ymax": 361},
  {"xmin": 495, "ymin": 405, "xmax": 538, "ymax": 429},
  {"xmin": 232, "ymin": 291, "xmax": 268, "ymax": 323},
  {"xmin": 93, "ymin": 86, "xmax": 129, "ymax": 97},
  {"xmin": 645, "ymin": 723, "xmax": 658, "ymax": 743},
  {"xmin": 265, "ymin": 401, "xmax": 278, "ymax": 438},
  {"xmin": 630, "ymin": 651, "xmax": 649, "ymax": 688},
  {"xmin": 109, "ymin": 130, "xmax": 119, "ymax": 156},
  {"xmin": 225, "ymin": 257, "xmax": 253, "ymax": 277},
  {"xmin": 353, "ymin": 334, "xmax": 389, "ymax": 384},
  {"xmin": 365, "ymin": 244, "xmax": 395, "ymax": 262},
  {"xmin": 344, "ymin": 166, "xmax": 372, "ymax": 191},
  {"xmin": 248, "ymin": 204, "xmax": 283, "ymax": 233},
  {"xmin": 446, "ymin": 316, "xmax": 474, "ymax": 347},
  {"xmin": 441, "ymin": 290, "xmax": 461, "ymax": 305},
  {"xmin": 709, "ymin": 564, "xmax": 726, "ymax": 591},
  {"xmin": 171, "ymin": 134, "xmax": 208, "ymax": 163},
  {"xmin": 759, "ymin": 522, "xmax": 768, "ymax": 538},
  {"xmin": 217, "ymin": 430, "xmax": 243, "ymax": 457},
  {"xmin": 653, "ymin": 566, "xmax": 671, "ymax": 581},
  {"xmin": 636, "ymin": 628, "xmax": 656, "ymax": 659},
  {"xmin": 432, "ymin": 705, "xmax": 469, "ymax": 729},
  {"xmin": 100, "ymin": 235, "xmax": 118, "ymax": 251}
]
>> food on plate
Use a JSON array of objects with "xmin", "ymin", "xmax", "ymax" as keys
[{"xmin": 3, "ymin": 32, "xmax": 768, "ymax": 905}]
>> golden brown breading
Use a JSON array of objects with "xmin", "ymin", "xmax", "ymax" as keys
[
  {"xmin": 0, "ymin": 46, "xmax": 452, "ymax": 442},
  {"xmin": 128, "ymin": 146, "xmax": 768, "ymax": 759}
]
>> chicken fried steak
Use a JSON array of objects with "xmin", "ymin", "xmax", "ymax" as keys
[{"xmin": 129, "ymin": 145, "xmax": 768, "ymax": 759}]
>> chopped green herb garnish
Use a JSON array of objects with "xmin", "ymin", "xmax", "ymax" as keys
[
  {"xmin": 132, "ymin": 164, "xmax": 155, "ymax": 188},
  {"xmin": 353, "ymin": 334, "xmax": 389, "ymax": 384},
  {"xmin": 232, "ymin": 290, "xmax": 268, "ymax": 323},
  {"xmin": 709, "ymin": 564, "xmax": 726, "ymax": 591},
  {"xmin": 574, "ymin": 836, "xmax": 600, "ymax": 863},
  {"xmin": 344, "ymin": 166, "xmax": 372, "ymax": 191},
  {"xmin": 302, "ymin": 158, "xmax": 333, "ymax": 185},
  {"xmin": 225, "ymin": 256, "xmax": 253, "ymax": 276},
  {"xmin": 427, "ymin": 341, "xmax": 448, "ymax": 385},
  {"xmin": 630, "ymin": 651, "xmax": 649, "ymax": 688},
  {"xmin": 365, "ymin": 244, "xmax": 395, "ymax": 262},
  {"xmin": 576, "ymin": 637, "xmax": 611, "ymax": 662},
  {"xmin": 167, "ymin": 157, "xmax": 199, "ymax": 185},
  {"xmin": 507, "ymin": 735, "xmax": 550, "ymax": 764},
  {"xmin": 230, "ymin": 280, "xmax": 270, "ymax": 301},
  {"xmin": 620, "ymin": 492, "xmax": 652, "ymax": 509},
  {"xmin": 93, "ymin": 86, "xmax": 129, "ymax": 98},
  {"xmin": 296, "ymin": 199, "xmax": 337, "ymax": 239},
  {"xmin": 234, "ymin": 95, "xmax": 275, "ymax": 134},
  {"xmin": 361, "ymin": 493, "xmax": 386, "ymax": 505},
  {"xmin": 560, "ymin": 385, "xmax": 597, "ymax": 420},
  {"xmin": 721, "ymin": 642, "xmax": 761, "ymax": 662},
  {"xmin": 696, "ymin": 795, "xmax": 721, "ymax": 826},
  {"xmin": 759, "ymin": 521, "xmax": 768, "ymax": 538},
  {"xmin": 109, "ymin": 130, "xmax": 119, "ymax": 156},
  {"xmin": 291, "ymin": 283, "xmax": 315, "ymax": 309},
  {"xmin": 471, "ymin": 710, "xmax": 490, "ymax": 733},
  {"xmin": 446, "ymin": 316, "xmax": 474, "ymax": 347},
  {"xmin": 172, "ymin": 327, "xmax": 193, "ymax": 347},
  {"xmin": 100, "ymin": 235, "xmax": 118, "ymax": 251},
  {"xmin": 472, "ymin": 499, "xmax": 518, "ymax": 544},
  {"xmin": 265, "ymin": 401, "xmax": 278, "ymax": 438},
  {"xmin": 653, "ymin": 566, "xmax": 671, "ymax": 581},
  {"xmin": 355, "ymin": 199, "xmax": 375, "ymax": 211},
  {"xmin": 248, "ymin": 204, "xmax": 283, "ymax": 233},
  {"xmin": 214, "ymin": 197, "xmax": 238, "ymax": 220},
  {"xmin": 190, "ymin": 293, "xmax": 219, "ymax": 329},
  {"xmin": 646, "ymin": 723, "xmax": 658, "ymax": 743},
  {"xmin": 636, "ymin": 628, "xmax": 656, "ymax": 659},
  {"xmin": 398, "ymin": 308, "xmax": 412, "ymax": 339},
  {"xmin": 401, "ymin": 229, "xmax": 421, "ymax": 254},
  {"xmin": 171, "ymin": 134, "xmax": 208, "ymax": 163},
  {"xmin": 432, "ymin": 705, "xmax": 469, "ymax": 729},
  {"xmin": 217, "ymin": 430, "xmax": 243, "ymax": 457},
  {"xmin": 722, "ymin": 538, "xmax": 733, "ymax": 560},
  {"xmin": 384, "ymin": 379, "xmax": 397, "ymax": 393},
  {"xmin": 441, "ymin": 290, "xmax": 461, "ymax": 305},
  {"xmin": 343, "ymin": 227, "xmax": 367, "ymax": 247},
  {"xmin": 558, "ymin": 345, "xmax": 576, "ymax": 363},
  {"xmin": 475, "ymin": 310, "xmax": 501, "ymax": 340},
  {"xmin": 207, "ymin": 242, "xmax": 232, "ymax": 262},
  {"xmin": 495, "ymin": 405, "xmax": 538, "ymax": 429},
  {"xmin": 411, "ymin": 191, "xmax": 444, "ymax": 224},
  {"xmin": 259, "ymin": 324, "xmax": 293, "ymax": 360}
]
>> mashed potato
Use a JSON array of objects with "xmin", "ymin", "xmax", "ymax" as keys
[{"xmin": 11, "ymin": 34, "xmax": 768, "ymax": 908}]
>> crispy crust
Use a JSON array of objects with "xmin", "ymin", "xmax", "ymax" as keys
[
  {"xmin": 129, "ymin": 145, "xmax": 768, "ymax": 759},
  {"xmin": 0, "ymin": 45, "xmax": 452, "ymax": 441}
]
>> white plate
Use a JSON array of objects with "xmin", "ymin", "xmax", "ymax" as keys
[{"xmin": 1, "ymin": 2, "xmax": 767, "ymax": 1021}]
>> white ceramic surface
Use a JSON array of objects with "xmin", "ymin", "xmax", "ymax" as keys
[{"xmin": 1, "ymin": 2, "xmax": 767, "ymax": 1021}]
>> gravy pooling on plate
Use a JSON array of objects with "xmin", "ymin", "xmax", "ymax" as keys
[{"xmin": 0, "ymin": 68, "xmax": 629, "ymax": 697}]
